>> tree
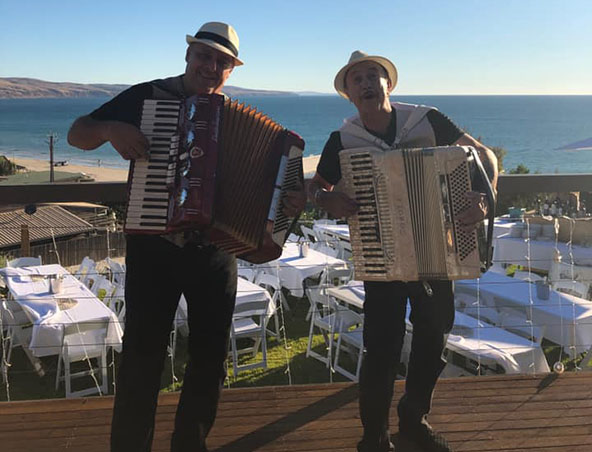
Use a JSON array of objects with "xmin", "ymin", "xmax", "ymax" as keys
[
  {"xmin": 0, "ymin": 156, "xmax": 17, "ymax": 176},
  {"xmin": 509, "ymin": 163, "xmax": 530, "ymax": 174}
]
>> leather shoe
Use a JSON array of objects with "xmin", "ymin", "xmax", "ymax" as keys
[
  {"xmin": 398, "ymin": 420, "xmax": 452, "ymax": 452},
  {"xmin": 356, "ymin": 438, "xmax": 395, "ymax": 452}
]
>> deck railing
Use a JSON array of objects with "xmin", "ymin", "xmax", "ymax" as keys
[{"xmin": 1, "ymin": 173, "xmax": 591, "ymax": 205}]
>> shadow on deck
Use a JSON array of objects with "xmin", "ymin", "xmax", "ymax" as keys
[{"xmin": 1, "ymin": 373, "xmax": 592, "ymax": 451}]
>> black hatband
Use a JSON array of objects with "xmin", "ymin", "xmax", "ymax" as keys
[{"xmin": 193, "ymin": 31, "xmax": 238, "ymax": 57}]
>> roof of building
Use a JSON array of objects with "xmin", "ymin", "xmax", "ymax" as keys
[
  {"xmin": 0, "ymin": 170, "xmax": 94, "ymax": 185},
  {"xmin": 0, "ymin": 205, "xmax": 94, "ymax": 249}
]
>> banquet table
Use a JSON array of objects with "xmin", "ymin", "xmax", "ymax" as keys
[
  {"xmin": 315, "ymin": 219, "xmax": 517, "ymax": 245},
  {"xmin": 492, "ymin": 234, "xmax": 592, "ymax": 272},
  {"xmin": 0, "ymin": 264, "xmax": 123, "ymax": 358},
  {"xmin": 327, "ymin": 281, "xmax": 550, "ymax": 374},
  {"xmin": 177, "ymin": 277, "xmax": 274, "ymax": 321},
  {"xmin": 449, "ymin": 311, "xmax": 550, "ymax": 374},
  {"xmin": 313, "ymin": 223, "xmax": 351, "ymax": 242},
  {"xmin": 457, "ymin": 271, "xmax": 592, "ymax": 357},
  {"xmin": 268, "ymin": 242, "xmax": 348, "ymax": 297}
]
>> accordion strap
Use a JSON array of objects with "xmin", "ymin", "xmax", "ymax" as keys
[{"xmin": 468, "ymin": 147, "xmax": 497, "ymax": 271}]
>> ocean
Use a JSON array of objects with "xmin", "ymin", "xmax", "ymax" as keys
[{"xmin": 0, "ymin": 95, "xmax": 591, "ymax": 174}]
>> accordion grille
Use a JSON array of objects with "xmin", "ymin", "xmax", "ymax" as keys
[
  {"xmin": 215, "ymin": 100, "xmax": 283, "ymax": 250},
  {"xmin": 449, "ymin": 162, "xmax": 477, "ymax": 260}
]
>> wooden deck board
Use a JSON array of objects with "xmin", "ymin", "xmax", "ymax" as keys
[{"xmin": 1, "ymin": 373, "xmax": 592, "ymax": 451}]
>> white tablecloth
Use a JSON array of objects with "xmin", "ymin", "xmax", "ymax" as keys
[
  {"xmin": 493, "ymin": 235, "xmax": 592, "ymax": 271},
  {"xmin": 177, "ymin": 277, "xmax": 273, "ymax": 321},
  {"xmin": 270, "ymin": 242, "xmax": 347, "ymax": 297},
  {"xmin": 328, "ymin": 281, "xmax": 550, "ymax": 374},
  {"xmin": 313, "ymin": 223, "xmax": 351, "ymax": 242},
  {"xmin": 0, "ymin": 264, "xmax": 123, "ymax": 357},
  {"xmin": 457, "ymin": 271, "xmax": 592, "ymax": 356},
  {"xmin": 450, "ymin": 312, "xmax": 549, "ymax": 374}
]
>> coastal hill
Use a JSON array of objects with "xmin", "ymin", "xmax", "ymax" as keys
[{"xmin": 0, "ymin": 77, "xmax": 294, "ymax": 99}]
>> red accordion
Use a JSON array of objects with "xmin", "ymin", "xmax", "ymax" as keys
[{"xmin": 124, "ymin": 94, "xmax": 304, "ymax": 264}]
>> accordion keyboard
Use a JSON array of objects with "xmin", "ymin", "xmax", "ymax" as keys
[{"xmin": 125, "ymin": 100, "xmax": 180, "ymax": 232}]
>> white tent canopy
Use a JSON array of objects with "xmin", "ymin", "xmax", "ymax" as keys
[{"xmin": 556, "ymin": 137, "xmax": 592, "ymax": 151}]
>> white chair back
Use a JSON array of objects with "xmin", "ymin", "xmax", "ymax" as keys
[
  {"xmin": 105, "ymin": 257, "xmax": 126, "ymax": 285},
  {"xmin": 55, "ymin": 318, "xmax": 110, "ymax": 398},
  {"xmin": 230, "ymin": 297, "xmax": 269, "ymax": 375},
  {"xmin": 75, "ymin": 257, "xmax": 97, "ymax": 288},
  {"xmin": 300, "ymin": 225, "xmax": 319, "ymax": 246}
]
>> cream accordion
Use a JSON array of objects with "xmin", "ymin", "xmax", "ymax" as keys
[
  {"xmin": 339, "ymin": 145, "xmax": 494, "ymax": 281},
  {"xmin": 124, "ymin": 94, "xmax": 304, "ymax": 264}
]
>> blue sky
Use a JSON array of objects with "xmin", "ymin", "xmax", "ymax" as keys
[{"xmin": 1, "ymin": 0, "xmax": 590, "ymax": 94}]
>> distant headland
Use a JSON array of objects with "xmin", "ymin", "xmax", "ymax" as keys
[{"xmin": 0, "ymin": 77, "xmax": 302, "ymax": 99}]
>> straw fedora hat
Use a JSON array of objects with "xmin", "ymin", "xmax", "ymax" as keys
[
  {"xmin": 186, "ymin": 22, "xmax": 244, "ymax": 66},
  {"xmin": 334, "ymin": 50, "xmax": 398, "ymax": 100}
]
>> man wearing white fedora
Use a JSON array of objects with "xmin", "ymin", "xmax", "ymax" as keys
[
  {"xmin": 308, "ymin": 51, "xmax": 498, "ymax": 452},
  {"xmin": 69, "ymin": 22, "xmax": 304, "ymax": 452}
]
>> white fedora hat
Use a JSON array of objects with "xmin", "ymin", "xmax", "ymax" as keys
[
  {"xmin": 334, "ymin": 50, "xmax": 398, "ymax": 100},
  {"xmin": 186, "ymin": 21, "xmax": 244, "ymax": 66}
]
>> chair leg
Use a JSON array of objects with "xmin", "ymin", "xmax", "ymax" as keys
[
  {"xmin": 55, "ymin": 353, "xmax": 62, "ymax": 391},
  {"xmin": 355, "ymin": 345, "xmax": 364, "ymax": 380},
  {"xmin": 100, "ymin": 347, "xmax": 108, "ymax": 395},
  {"xmin": 260, "ymin": 325, "xmax": 267, "ymax": 369},
  {"xmin": 64, "ymin": 347, "xmax": 72, "ymax": 398},
  {"xmin": 306, "ymin": 312, "xmax": 316, "ymax": 358},
  {"xmin": 280, "ymin": 292, "xmax": 290, "ymax": 312},
  {"xmin": 231, "ymin": 334, "xmax": 239, "ymax": 376}
]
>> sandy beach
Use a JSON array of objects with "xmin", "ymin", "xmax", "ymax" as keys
[{"xmin": 12, "ymin": 155, "xmax": 321, "ymax": 182}]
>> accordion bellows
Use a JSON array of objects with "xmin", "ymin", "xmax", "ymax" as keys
[
  {"xmin": 125, "ymin": 94, "xmax": 304, "ymax": 264},
  {"xmin": 339, "ymin": 146, "xmax": 482, "ymax": 281}
]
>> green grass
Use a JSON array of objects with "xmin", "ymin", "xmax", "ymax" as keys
[
  {"xmin": 4, "ymin": 290, "xmax": 589, "ymax": 402},
  {"xmin": 1, "ymin": 293, "xmax": 354, "ymax": 402}
]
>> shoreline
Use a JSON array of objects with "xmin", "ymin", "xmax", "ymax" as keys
[{"xmin": 11, "ymin": 155, "xmax": 321, "ymax": 183}]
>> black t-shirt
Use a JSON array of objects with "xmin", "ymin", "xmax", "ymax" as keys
[
  {"xmin": 89, "ymin": 76, "xmax": 184, "ymax": 126},
  {"xmin": 317, "ymin": 108, "xmax": 464, "ymax": 185}
]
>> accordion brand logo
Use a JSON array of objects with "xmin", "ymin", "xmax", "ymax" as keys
[{"xmin": 190, "ymin": 146, "xmax": 205, "ymax": 159}]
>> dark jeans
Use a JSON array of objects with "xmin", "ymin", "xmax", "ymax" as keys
[
  {"xmin": 111, "ymin": 235, "xmax": 237, "ymax": 452},
  {"xmin": 358, "ymin": 280, "xmax": 455, "ymax": 449}
]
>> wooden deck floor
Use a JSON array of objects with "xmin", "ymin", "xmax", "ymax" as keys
[{"xmin": 1, "ymin": 373, "xmax": 592, "ymax": 451}]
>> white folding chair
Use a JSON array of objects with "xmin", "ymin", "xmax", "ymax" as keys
[
  {"xmin": 254, "ymin": 272, "xmax": 283, "ymax": 336},
  {"xmin": 305, "ymin": 285, "xmax": 341, "ymax": 367},
  {"xmin": 304, "ymin": 266, "xmax": 352, "ymax": 321},
  {"xmin": 55, "ymin": 318, "xmax": 110, "ymax": 398},
  {"xmin": 7, "ymin": 256, "xmax": 42, "ymax": 268},
  {"xmin": 333, "ymin": 309, "xmax": 364, "ymax": 381},
  {"xmin": 105, "ymin": 257, "xmax": 126, "ymax": 286},
  {"xmin": 238, "ymin": 267, "xmax": 259, "ymax": 283},
  {"xmin": 229, "ymin": 298, "xmax": 269, "ymax": 375},
  {"xmin": 300, "ymin": 224, "xmax": 319, "ymax": 247},
  {"xmin": 74, "ymin": 257, "xmax": 97, "ymax": 289},
  {"xmin": 1, "ymin": 298, "xmax": 38, "ymax": 381},
  {"xmin": 319, "ymin": 266, "xmax": 352, "ymax": 286},
  {"xmin": 91, "ymin": 275, "xmax": 113, "ymax": 299}
]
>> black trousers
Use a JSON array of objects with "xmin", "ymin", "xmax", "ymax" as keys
[
  {"xmin": 358, "ymin": 280, "xmax": 455, "ymax": 449},
  {"xmin": 111, "ymin": 235, "xmax": 237, "ymax": 452}
]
